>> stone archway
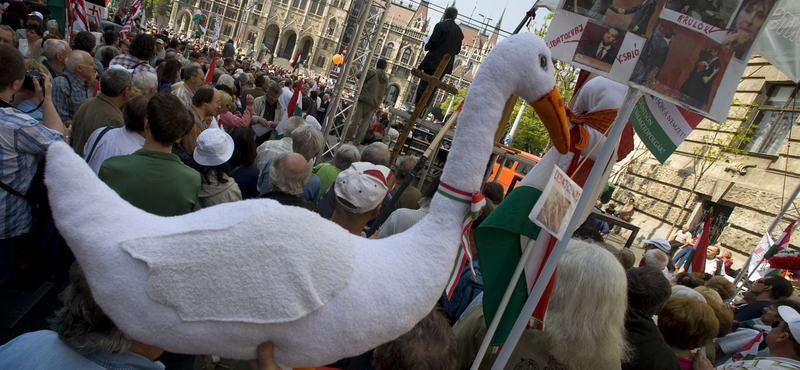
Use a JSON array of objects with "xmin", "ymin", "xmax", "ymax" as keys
[
  {"xmin": 262, "ymin": 24, "xmax": 280, "ymax": 54},
  {"xmin": 299, "ymin": 37, "xmax": 313, "ymax": 63},
  {"xmin": 177, "ymin": 10, "xmax": 193, "ymax": 35},
  {"xmin": 280, "ymin": 31, "xmax": 297, "ymax": 59},
  {"xmin": 384, "ymin": 84, "xmax": 400, "ymax": 107}
]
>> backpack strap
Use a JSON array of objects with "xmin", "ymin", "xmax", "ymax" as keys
[
  {"xmin": 0, "ymin": 180, "xmax": 27, "ymax": 199},
  {"xmin": 85, "ymin": 126, "xmax": 115, "ymax": 163}
]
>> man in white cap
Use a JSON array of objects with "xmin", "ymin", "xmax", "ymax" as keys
[
  {"xmin": 694, "ymin": 305, "xmax": 800, "ymax": 369},
  {"xmin": 330, "ymin": 162, "xmax": 392, "ymax": 236},
  {"xmin": 642, "ymin": 238, "xmax": 671, "ymax": 255}
]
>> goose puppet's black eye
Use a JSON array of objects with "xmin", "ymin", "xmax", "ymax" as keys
[{"xmin": 539, "ymin": 55, "xmax": 548, "ymax": 70}]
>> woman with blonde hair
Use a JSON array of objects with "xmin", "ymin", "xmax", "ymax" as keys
[
  {"xmin": 658, "ymin": 296, "xmax": 719, "ymax": 370},
  {"xmin": 215, "ymin": 87, "xmax": 253, "ymax": 129}
]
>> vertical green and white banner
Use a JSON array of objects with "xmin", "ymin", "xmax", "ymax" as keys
[{"xmin": 630, "ymin": 94, "xmax": 703, "ymax": 163}]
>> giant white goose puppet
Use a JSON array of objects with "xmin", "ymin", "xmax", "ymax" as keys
[
  {"xmin": 475, "ymin": 76, "xmax": 632, "ymax": 346},
  {"xmin": 43, "ymin": 32, "xmax": 568, "ymax": 368}
]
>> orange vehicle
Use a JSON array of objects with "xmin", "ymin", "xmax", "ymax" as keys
[{"xmin": 486, "ymin": 145, "xmax": 541, "ymax": 194}]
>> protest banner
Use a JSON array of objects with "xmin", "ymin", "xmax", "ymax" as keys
[
  {"xmin": 755, "ymin": 0, "xmax": 800, "ymax": 83},
  {"xmin": 629, "ymin": 94, "xmax": 704, "ymax": 163},
  {"xmin": 545, "ymin": 0, "xmax": 779, "ymax": 122}
]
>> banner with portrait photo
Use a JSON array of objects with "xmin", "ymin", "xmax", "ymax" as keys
[
  {"xmin": 546, "ymin": 12, "xmax": 645, "ymax": 83},
  {"xmin": 630, "ymin": 0, "xmax": 779, "ymax": 121},
  {"xmin": 547, "ymin": 0, "xmax": 779, "ymax": 122}
]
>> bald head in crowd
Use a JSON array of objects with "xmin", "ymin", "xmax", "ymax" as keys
[{"xmin": 269, "ymin": 153, "xmax": 312, "ymax": 197}]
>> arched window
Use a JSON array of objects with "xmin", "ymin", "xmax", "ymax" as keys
[
  {"xmin": 316, "ymin": 56, "xmax": 326, "ymax": 67},
  {"xmin": 309, "ymin": 0, "xmax": 319, "ymax": 14},
  {"xmin": 316, "ymin": 0, "xmax": 325, "ymax": 15},
  {"xmin": 454, "ymin": 58, "xmax": 462, "ymax": 69},
  {"xmin": 327, "ymin": 19, "xmax": 336, "ymax": 36},
  {"xmin": 414, "ymin": 17, "xmax": 421, "ymax": 29},
  {"xmin": 299, "ymin": 0, "xmax": 308, "ymax": 10},
  {"xmin": 400, "ymin": 47, "xmax": 411, "ymax": 64},
  {"xmin": 382, "ymin": 42, "xmax": 393, "ymax": 58},
  {"xmin": 374, "ymin": 39, "xmax": 382, "ymax": 56}
]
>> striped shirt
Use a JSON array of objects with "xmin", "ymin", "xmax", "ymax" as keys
[
  {"xmin": 0, "ymin": 107, "xmax": 63, "ymax": 238},
  {"xmin": 51, "ymin": 70, "xmax": 91, "ymax": 122},
  {"xmin": 109, "ymin": 53, "xmax": 156, "ymax": 76}
]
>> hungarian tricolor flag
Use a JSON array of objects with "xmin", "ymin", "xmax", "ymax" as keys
[
  {"xmin": 723, "ymin": 332, "xmax": 762, "ymax": 365},
  {"xmin": 753, "ymin": 220, "xmax": 797, "ymax": 278},
  {"xmin": 291, "ymin": 51, "xmax": 302, "ymax": 71},
  {"xmin": 204, "ymin": 50, "xmax": 217, "ymax": 84},
  {"xmin": 105, "ymin": 0, "xmax": 113, "ymax": 10},
  {"xmin": 684, "ymin": 213, "xmax": 712, "ymax": 273},
  {"xmin": 286, "ymin": 80, "xmax": 303, "ymax": 117},
  {"xmin": 234, "ymin": 33, "xmax": 241, "ymax": 49},
  {"xmin": 193, "ymin": 8, "xmax": 205, "ymax": 35}
]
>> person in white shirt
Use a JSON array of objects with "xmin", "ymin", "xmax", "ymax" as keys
[
  {"xmin": 705, "ymin": 245, "xmax": 724, "ymax": 276},
  {"xmin": 83, "ymin": 94, "xmax": 148, "ymax": 174}
]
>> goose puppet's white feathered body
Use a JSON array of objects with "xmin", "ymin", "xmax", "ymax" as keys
[{"xmin": 44, "ymin": 32, "xmax": 567, "ymax": 368}]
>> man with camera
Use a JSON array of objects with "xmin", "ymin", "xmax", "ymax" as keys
[{"xmin": 0, "ymin": 45, "xmax": 65, "ymax": 284}]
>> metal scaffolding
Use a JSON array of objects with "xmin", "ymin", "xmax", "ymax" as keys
[{"xmin": 318, "ymin": 0, "xmax": 391, "ymax": 162}]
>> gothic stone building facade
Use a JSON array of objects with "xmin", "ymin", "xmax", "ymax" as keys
[
  {"xmin": 612, "ymin": 56, "xmax": 800, "ymax": 259},
  {"xmin": 169, "ymin": 0, "xmax": 501, "ymax": 109},
  {"xmin": 171, "ymin": 0, "xmax": 352, "ymax": 73}
]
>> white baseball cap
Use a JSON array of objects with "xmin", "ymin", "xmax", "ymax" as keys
[
  {"xmin": 642, "ymin": 238, "xmax": 671, "ymax": 254},
  {"xmin": 193, "ymin": 128, "xmax": 234, "ymax": 166},
  {"xmin": 334, "ymin": 162, "xmax": 391, "ymax": 213},
  {"xmin": 778, "ymin": 306, "xmax": 800, "ymax": 345}
]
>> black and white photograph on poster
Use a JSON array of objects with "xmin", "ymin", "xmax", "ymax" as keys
[
  {"xmin": 630, "ymin": 19, "xmax": 732, "ymax": 113},
  {"xmin": 721, "ymin": 0, "xmax": 777, "ymax": 61},
  {"xmin": 573, "ymin": 22, "xmax": 627, "ymax": 72},
  {"xmin": 529, "ymin": 167, "xmax": 582, "ymax": 240},
  {"xmin": 561, "ymin": 0, "xmax": 667, "ymax": 37},
  {"xmin": 663, "ymin": 0, "xmax": 739, "ymax": 29}
]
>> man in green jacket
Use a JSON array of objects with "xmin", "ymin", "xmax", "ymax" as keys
[
  {"xmin": 99, "ymin": 93, "xmax": 201, "ymax": 217},
  {"xmin": 345, "ymin": 58, "xmax": 388, "ymax": 144}
]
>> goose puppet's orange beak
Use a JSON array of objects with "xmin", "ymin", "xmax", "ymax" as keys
[{"xmin": 530, "ymin": 87, "xmax": 569, "ymax": 154}]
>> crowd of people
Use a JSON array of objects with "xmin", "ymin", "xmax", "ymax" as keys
[{"xmin": 1, "ymin": 8, "xmax": 800, "ymax": 370}]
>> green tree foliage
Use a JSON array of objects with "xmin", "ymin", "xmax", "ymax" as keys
[{"xmin": 147, "ymin": 0, "xmax": 172, "ymax": 18}]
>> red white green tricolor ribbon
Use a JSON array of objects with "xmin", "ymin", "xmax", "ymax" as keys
[{"xmin": 438, "ymin": 181, "xmax": 485, "ymax": 299}]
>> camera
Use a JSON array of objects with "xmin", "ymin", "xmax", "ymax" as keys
[{"xmin": 21, "ymin": 70, "xmax": 44, "ymax": 92}]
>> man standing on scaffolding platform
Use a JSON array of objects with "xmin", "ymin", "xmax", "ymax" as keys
[
  {"xmin": 414, "ymin": 6, "xmax": 463, "ymax": 110},
  {"xmin": 346, "ymin": 58, "xmax": 389, "ymax": 144}
]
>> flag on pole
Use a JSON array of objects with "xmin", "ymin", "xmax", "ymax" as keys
[
  {"xmin": 291, "ymin": 51, "xmax": 302, "ymax": 71},
  {"xmin": 211, "ymin": 13, "xmax": 220, "ymax": 42},
  {"xmin": 311, "ymin": 76, "xmax": 319, "ymax": 91},
  {"xmin": 118, "ymin": 0, "xmax": 141, "ymax": 39},
  {"xmin": 68, "ymin": 0, "xmax": 90, "ymax": 33},
  {"xmin": 749, "ymin": 220, "xmax": 797, "ymax": 279},
  {"xmin": 723, "ymin": 332, "xmax": 763, "ymax": 365},
  {"xmin": 119, "ymin": 17, "xmax": 133, "ymax": 39},
  {"xmin": 683, "ymin": 213, "xmax": 712, "ymax": 273},
  {"xmin": 235, "ymin": 33, "xmax": 241, "ymax": 49},
  {"xmin": 193, "ymin": 8, "xmax": 206, "ymax": 36},
  {"xmin": 747, "ymin": 233, "xmax": 776, "ymax": 281},
  {"xmin": 287, "ymin": 80, "xmax": 304, "ymax": 117},
  {"xmin": 205, "ymin": 50, "xmax": 217, "ymax": 84},
  {"xmin": 105, "ymin": 0, "xmax": 113, "ymax": 11},
  {"xmin": 93, "ymin": 9, "xmax": 102, "ymax": 28}
]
